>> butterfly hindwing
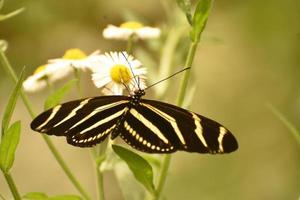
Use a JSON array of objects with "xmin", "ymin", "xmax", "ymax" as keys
[{"xmin": 119, "ymin": 104, "xmax": 176, "ymax": 153}]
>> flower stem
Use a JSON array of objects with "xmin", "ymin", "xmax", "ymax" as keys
[
  {"xmin": 155, "ymin": 41, "xmax": 199, "ymax": 200},
  {"xmin": 46, "ymin": 78, "xmax": 54, "ymax": 94},
  {"xmin": 96, "ymin": 159, "xmax": 105, "ymax": 200},
  {"xmin": 90, "ymin": 142, "xmax": 107, "ymax": 200},
  {"xmin": 73, "ymin": 67, "xmax": 83, "ymax": 97},
  {"xmin": 0, "ymin": 51, "xmax": 92, "ymax": 200},
  {"xmin": 126, "ymin": 35, "xmax": 135, "ymax": 55},
  {"xmin": 2, "ymin": 172, "xmax": 21, "ymax": 200}
]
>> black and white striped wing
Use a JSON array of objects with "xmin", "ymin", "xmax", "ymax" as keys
[
  {"xmin": 31, "ymin": 96, "xmax": 130, "ymax": 147},
  {"xmin": 119, "ymin": 99, "xmax": 238, "ymax": 154}
]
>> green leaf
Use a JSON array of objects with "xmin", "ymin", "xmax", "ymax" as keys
[
  {"xmin": 112, "ymin": 145, "xmax": 156, "ymax": 195},
  {"xmin": 23, "ymin": 192, "xmax": 48, "ymax": 200},
  {"xmin": 267, "ymin": 103, "xmax": 300, "ymax": 146},
  {"xmin": 0, "ymin": 121, "xmax": 21, "ymax": 173},
  {"xmin": 0, "ymin": 7, "xmax": 25, "ymax": 21},
  {"xmin": 190, "ymin": 0, "xmax": 213, "ymax": 42},
  {"xmin": 0, "ymin": 40, "xmax": 8, "ymax": 52},
  {"xmin": 2, "ymin": 68, "xmax": 24, "ymax": 134},
  {"xmin": 44, "ymin": 79, "xmax": 77, "ymax": 110},
  {"xmin": 176, "ymin": 0, "xmax": 192, "ymax": 25}
]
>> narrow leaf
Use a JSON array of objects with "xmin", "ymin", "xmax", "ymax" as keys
[
  {"xmin": 190, "ymin": 0, "xmax": 213, "ymax": 42},
  {"xmin": 0, "ymin": 121, "xmax": 21, "ymax": 173},
  {"xmin": 23, "ymin": 193, "xmax": 82, "ymax": 200},
  {"xmin": 2, "ymin": 68, "xmax": 24, "ymax": 134},
  {"xmin": 112, "ymin": 145, "xmax": 156, "ymax": 195},
  {"xmin": 0, "ymin": 40, "xmax": 7, "ymax": 52},
  {"xmin": 23, "ymin": 192, "xmax": 48, "ymax": 200},
  {"xmin": 267, "ymin": 103, "xmax": 300, "ymax": 146},
  {"xmin": 44, "ymin": 79, "xmax": 77, "ymax": 110},
  {"xmin": 0, "ymin": 7, "xmax": 25, "ymax": 21},
  {"xmin": 176, "ymin": 0, "xmax": 192, "ymax": 25},
  {"xmin": 48, "ymin": 195, "xmax": 82, "ymax": 200}
]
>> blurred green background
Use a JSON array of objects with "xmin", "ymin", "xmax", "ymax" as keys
[{"xmin": 0, "ymin": 0, "xmax": 300, "ymax": 199}]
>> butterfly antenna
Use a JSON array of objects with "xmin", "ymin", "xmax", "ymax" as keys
[
  {"xmin": 118, "ymin": 73, "xmax": 131, "ymax": 94},
  {"xmin": 122, "ymin": 82, "xmax": 131, "ymax": 94},
  {"xmin": 145, "ymin": 67, "xmax": 191, "ymax": 90},
  {"xmin": 120, "ymin": 51, "xmax": 140, "ymax": 90}
]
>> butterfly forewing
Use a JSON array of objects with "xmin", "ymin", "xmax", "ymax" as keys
[
  {"xmin": 31, "ymin": 96, "xmax": 130, "ymax": 146},
  {"xmin": 139, "ymin": 99, "xmax": 238, "ymax": 154}
]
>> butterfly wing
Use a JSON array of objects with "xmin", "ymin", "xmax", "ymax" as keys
[
  {"xmin": 31, "ymin": 96, "xmax": 130, "ymax": 147},
  {"xmin": 118, "ymin": 99, "xmax": 238, "ymax": 154}
]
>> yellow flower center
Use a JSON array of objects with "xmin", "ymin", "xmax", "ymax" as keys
[
  {"xmin": 34, "ymin": 65, "xmax": 46, "ymax": 74},
  {"xmin": 62, "ymin": 48, "xmax": 87, "ymax": 60},
  {"xmin": 120, "ymin": 21, "xmax": 144, "ymax": 29},
  {"xmin": 110, "ymin": 64, "xmax": 132, "ymax": 84}
]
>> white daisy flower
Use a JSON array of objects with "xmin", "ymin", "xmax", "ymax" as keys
[
  {"xmin": 49, "ymin": 48, "xmax": 102, "ymax": 71},
  {"xmin": 91, "ymin": 51, "xmax": 147, "ymax": 95},
  {"xmin": 23, "ymin": 63, "xmax": 73, "ymax": 93},
  {"xmin": 103, "ymin": 21, "xmax": 161, "ymax": 40}
]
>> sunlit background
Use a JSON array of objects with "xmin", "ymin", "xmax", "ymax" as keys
[{"xmin": 0, "ymin": 0, "xmax": 299, "ymax": 199}]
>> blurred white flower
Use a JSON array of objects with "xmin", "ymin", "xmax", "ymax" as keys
[
  {"xmin": 23, "ymin": 63, "xmax": 73, "ymax": 93},
  {"xmin": 103, "ymin": 21, "xmax": 161, "ymax": 40},
  {"xmin": 49, "ymin": 48, "xmax": 102, "ymax": 71},
  {"xmin": 91, "ymin": 51, "xmax": 147, "ymax": 95}
]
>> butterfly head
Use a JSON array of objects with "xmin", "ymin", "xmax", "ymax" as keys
[
  {"xmin": 130, "ymin": 89, "xmax": 145, "ymax": 105},
  {"xmin": 133, "ymin": 88, "xmax": 145, "ymax": 97}
]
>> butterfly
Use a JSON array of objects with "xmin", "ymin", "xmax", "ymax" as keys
[{"xmin": 31, "ymin": 87, "xmax": 238, "ymax": 154}]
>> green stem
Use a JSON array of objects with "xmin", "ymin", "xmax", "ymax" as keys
[
  {"xmin": 156, "ymin": 27, "xmax": 187, "ymax": 99},
  {"xmin": 126, "ymin": 35, "xmax": 135, "ymax": 55},
  {"xmin": 267, "ymin": 103, "xmax": 300, "ymax": 146},
  {"xmin": 0, "ymin": 51, "xmax": 92, "ymax": 200},
  {"xmin": 46, "ymin": 78, "xmax": 54, "ymax": 94},
  {"xmin": 2, "ymin": 172, "xmax": 21, "ymax": 200},
  {"xmin": 155, "ymin": 41, "xmax": 199, "ymax": 200},
  {"xmin": 95, "ymin": 141, "xmax": 108, "ymax": 200},
  {"xmin": 90, "ymin": 142, "xmax": 107, "ymax": 200},
  {"xmin": 73, "ymin": 67, "xmax": 83, "ymax": 97},
  {"xmin": 96, "ymin": 164, "xmax": 105, "ymax": 200},
  {"xmin": 0, "ymin": 193, "xmax": 6, "ymax": 200},
  {"xmin": 176, "ymin": 42, "xmax": 198, "ymax": 106},
  {"xmin": 153, "ymin": 154, "xmax": 171, "ymax": 200}
]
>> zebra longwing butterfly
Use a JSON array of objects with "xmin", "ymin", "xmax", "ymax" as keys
[{"xmin": 31, "ymin": 88, "xmax": 238, "ymax": 154}]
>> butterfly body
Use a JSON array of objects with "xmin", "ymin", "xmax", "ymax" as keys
[{"xmin": 31, "ymin": 89, "xmax": 238, "ymax": 154}]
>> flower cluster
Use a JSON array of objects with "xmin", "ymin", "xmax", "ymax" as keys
[{"xmin": 23, "ymin": 21, "xmax": 159, "ymax": 95}]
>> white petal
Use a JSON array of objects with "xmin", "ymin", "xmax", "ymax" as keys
[
  {"xmin": 103, "ymin": 25, "xmax": 133, "ymax": 40},
  {"xmin": 136, "ymin": 27, "xmax": 161, "ymax": 39},
  {"xmin": 23, "ymin": 76, "xmax": 47, "ymax": 93},
  {"xmin": 92, "ymin": 75, "xmax": 111, "ymax": 88},
  {"xmin": 111, "ymin": 84, "xmax": 124, "ymax": 95}
]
